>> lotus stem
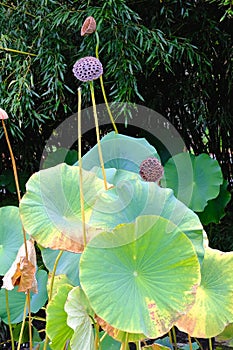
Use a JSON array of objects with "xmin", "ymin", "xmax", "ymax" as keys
[
  {"xmin": 136, "ymin": 341, "xmax": 142, "ymax": 350},
  {"xmin": 172, "ymin": 326, "xmax": 177, "ymax": 350},
  {"xmin": 27, "ymin": 293, "xmax": 33, "ymax": 350},
  {"xmin": 120, "ymin": 333, "xmax": 129, "ymax": 350},
  {"xmin": 43, "ymin": 250, "xmax": 63, "ymax": 350},
  {"xmin": 188, "ymin": 334, "xmax": 192, "ymax": 350},
  {"xmin": 89, "ymin": 80, "xmax": 108, "ymax": 190},
  {"xmin": 77, "ymin": 88, "xmax": 87, "ymax": 247},
  {"xmin": 168, "ymin": 329, "xmax": 173, "ymax": 347},
  {"xmin": 17, "ymin": 297, "xmax": 28, "ymax": 350},
  {"xmin": 209, "ymin": 338, "xmax": 213, "ymax": 350},
  {"xmin": 5, "ymin": 290, "xmax": 14, "ymax": 350},
  {"xmin": 95, "ymin": 31, "xmax": 118, "ymax": 134},
  {"xmin": 94, "ymin": 323, "xmax": 100, "ymax": 350}
]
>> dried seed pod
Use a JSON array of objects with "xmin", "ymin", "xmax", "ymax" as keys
[
  {"xmin": 0, "ymin": 108, "xmax": 9, "ymax": 120},
  {"xmin": 139, "ymin": 157, "xmax": 164, "ymax": 182},
  {"xmin": 81, "ymin": 16, "xmax": 96, "ymax": 36},
  {"xmin": 72, "ymin": 56, "xmax": 103, "ymax": 82}
]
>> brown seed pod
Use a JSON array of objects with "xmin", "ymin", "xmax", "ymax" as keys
[
  {"xmin": 139, "ymin": 157, "xmax": 164, "ymax": 182},
  {"xmin": 72, "ymin": 56, "xmax": 103, "ymax": 82},
  {"xmin": 0, "ymin": 108, "xmax": 9, "ymax": 120},
  {"xmin": 81, "ymin": 16, "xmax": 96, "ymax": 36}
]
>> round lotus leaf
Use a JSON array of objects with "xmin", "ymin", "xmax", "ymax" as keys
[
  {"xmin": 198, "ymin": 179, "xmax": 231, "ymax": 225},
  {"xmin": 176, "ymin": 247, "xmax": 233, "ymax": 338},
  {"xmin": 46, "ymin": 284, "xmax": 74, "ymax": 349},
  {"xmin": 78, "ymin": 132, "xmax": 160, "ymax": 173},
  {"xmin": 89, "ymin": 168, "xmax": 204, "ymax": 263},
  {"xmin": 64, "ymin": 286, "xmax": 95, "ymax": 350},
  {"xmin": 0, "ymin": 206, "xmax": 24, "ymax": 275},
  {"xmin": 80, "ymin": 215, "xmax": 201, "ymax": 338},
  {"xmin": 19, "ymin": 164, "xmax": 109, "ymax": 253},
  {"xmin": 0, "ymin": 269, "xmax": 48, "ymax": 324},
  {"xmin": 161, "ymin": 153, "xmax": 223, "ymax": 212},
  {"xmin": 40, "ymin": 247, "xmax": 81, "ymax": 286},
  {"xmin": 216, "ymin": 323, "xmax": 233, "ymax": 345}
]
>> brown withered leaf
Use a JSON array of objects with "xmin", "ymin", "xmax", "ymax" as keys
[{"xmin": 2, "ymin": 240, "xmax": 38, "ymax": 293}]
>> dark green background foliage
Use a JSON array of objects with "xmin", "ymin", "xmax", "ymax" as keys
[{"xmin": 0, "ymin": 0, "xmax": 232, "ymax": 246}]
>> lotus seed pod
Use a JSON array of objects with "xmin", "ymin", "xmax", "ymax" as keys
[
  {"xmin": 73, "ymin": 56, "xmax": 103, "ymax": 82},
  {"xmin": 139, "ymin": 157, "xmax": 164, "ymax": 182},
  {"xmin": 81, "ymin": 16, "xmax": 96, "ymax": 36},
  {"xmin": 0, "ymin": 108, "xmax": 9, "ymax": 120}
]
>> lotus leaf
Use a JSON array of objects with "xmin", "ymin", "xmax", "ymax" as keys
[
  {"xmin": 80, "ymin": 215, "xmax": 201, "ymax": 338},
  {"xmin": 79, "ymin": 132, "xmax": 159, "ymax": 173},
  {"xmin": 176, "ymin": 247, "xmax": 233, "ymax": 337},
  {"xmin": 64, "ymin": 286, "xmax": 95, "ymax": 350},
  {"xmin": 46, "ymin": 284, "xmax": 73, "ymax": 349},
  {"xmin": 19, "ymin": 164, "xmax": 109, "ymax": 253},
  {"xmin": 198, "ymin": 179, "xmax": 231, "ymax": 225},
  {"xmin": 0, "ymin": 206, "xmax": 24, "ymax": 274},
  {"xmin": 161, "ymin": 153, "xmax": 223, "ymax": 211},
  {"xmin": 40, "ymin": 247, "xmax": 80, "ymax": 286}
]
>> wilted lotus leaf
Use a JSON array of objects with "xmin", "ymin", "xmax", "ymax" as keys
[
  {"xmin": 20, "ymin": 164, "xmax": 110, "ymax": 253},
  {"xmin": 80, "ymin": 215, "xmax": 201, "ymax": 338},
  {"xmin": 176, "ymin": 247, "xmax": 233, "ymax": 338},
  {"xmin": 3, "ymin": 240, "xmax": 37, "ymax": 293}
]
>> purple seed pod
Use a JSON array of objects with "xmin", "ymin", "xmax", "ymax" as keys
[
  {"xmin": 81, "ymin": 16, "xmax": 96, "ymax": 36},
  {"xmin": 72, "ymin": 56, "xmax": 103, "ymax": 82},
  {"xmin": 139, "ymin": 157, "xmax": 164, "ymax": 182}
]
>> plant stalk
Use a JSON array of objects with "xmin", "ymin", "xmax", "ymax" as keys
[
  {"xmin": 17, "ymin": 297, "xmax": 28, "ymax": 350},
  {"xmin": 43, "ymin": 250, "xmax": 63, "ymax": 350},
  {"xmin": 77, "ymin": 88, "xmax": 87, "ymax": 247},
  {"xmin": 5, "ymin": 290, "xmax": 15, "ymax": 350},
  {"xmin": 89, "ymin": 81, "xmax": 108, "ymax": 190},
  {"xmin": 188, "ymin": 334, "xmax": 192, "ymax": 350},
  {"xmin": 95, "ymin": 31, "xmax": 118, "ymax": 133},
  {"xmin": 172, "ymin": 326, "xmax": 177, "ymax": 350}
]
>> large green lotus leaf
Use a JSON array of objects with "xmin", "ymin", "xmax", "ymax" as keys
[
  {"xmin": 40, "ymin": 247, "xmax": 81, "ymax": 286},
  {"xmin": 64, "ymin": 286, "xmax": 95, "ymax": 350},
  {"xmin": 19, "ymin": 164, "xmax": 109, "ymax": 253},
  {"xmin": 0, "ymin": 269, "xmax": 48, "ymax": 323},
  {"xmin": 176, "ymin": 247, "xmax": 233, "ymax": 338},
  {"xmin": 198, "ymin": 179, "xmax": 231, "ymax": 225},
  {"xmin": 78, "ymin": 132, "xmax": 159, "ymax": 173},
  {"xmin": 89, "ymin": 169, "xmax": 204, "ymax": 262},
  {"xmin": 161, "ymin": 153, "xmax": 223, "ymax": 212},
  {"xmin": 80, "ymin": 215, "xmax": 201, "ymax": 338},
  {"xmin": 0, "ymin": 206, "xmax": 24, "ymax": 274},
  {"xmin": 46, "ymin": 284, "xmax": 74, "ymax": 350}
]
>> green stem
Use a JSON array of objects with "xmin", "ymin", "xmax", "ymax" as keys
[
  {"xmin": 172, "ymin": 326, "xmax": 177, "ymax": 350},
  {"xmin": 17, "ymin": 296, "xmax": 27, "ymax": 350},
  {"xmin": 168, "ymin": 330, "xmax": 173, "ymax": 347},
  {"xmin": 120, "ymin": 333, "xmax": 129, "ymax": 350},
  {"xmin": 0, "ymin": 46, "xmax": 37, "ymax": 56},
  {"xmin": 95, "ymin": 31, "xmax": 118, "ymax": 134},
  {"xmin": 89, "ymin": 81, "xmax": 108, "ymax": 190},
  {"xmin": 99, "ymin": 331, "xmax": 108, "ymax": 343},
  {"xmin": 94, "ymin": 323, "xmax": 100, "ymax": 350},
  {"xmin": 135, "ymin": 341, "xmax": 141, "ymax": 350},
  {"xmin": 43, "ymin": 250, "xmax": 63, "ymax": 350},
  {"xmin": 27, "ymin": 293, "xmax": 33, "ymax": 350},
  {"xmin": 5, "ymin": 290, "xmax": 14, "ymax": 350},
  {"xmin": 77, "ymin": 87, "xmax": 87, "ymax": 248},
  {"xmin": 188, "ymin": 334, "xmax": 192, "ymax": 350},
  {"xmin": 209, "ymin": 338, "xmax": 213, "ymax": 350}
]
